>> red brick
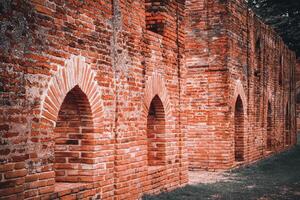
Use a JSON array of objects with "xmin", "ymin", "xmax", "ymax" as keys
[
  {"xmin": 5, "ymin": 169, "xmax": 27, "ymax": 179},
  {"xmin": 38, "ymin": 185, "xmax": 54, "ymax": 195},
  {"xmin": 0, "ymin": 163, "xmax": 14, "ymax": 172},
  {"xmin": 38, "ymin": 172, "xmax": 55, "ymax": 180}
]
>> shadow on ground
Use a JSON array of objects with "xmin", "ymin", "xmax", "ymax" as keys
[{"xmin": 143, "ymin": 136, "xmax": 300, "ymax": 200}]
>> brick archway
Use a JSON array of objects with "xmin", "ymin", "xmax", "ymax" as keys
[
  {"xmin": 41, "ymin": 55, "xmax": 104, "ymax": 127},
  {"xmin": 143, "ymin": 71, "xmax": 171, "ymax": 117},
  {"xmin": 38, "ymin": 55, "xmax": 105, "ymax": 188},
  {"xmin": 232, "ymin": 80, "xmax": 247, "ymax": 114},
  {"xmin": 143, "ymin": 71, "xmax": 173, "ymax": 191},
  {"xmin": 232, "ymin": 81, "xmax": 247, "ymax": 162}
]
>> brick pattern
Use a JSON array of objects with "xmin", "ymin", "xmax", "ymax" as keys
[
  {"xmin": 227, "ymin": 0, "xmax": 298, "ymax": 162},
  {"xmin": 184, "ymin": 0, "xmax": 234, "ymax": 170},
  {"xmin": 145, "ymin": 0, "xmax": 167, "ymax": 35},
  {"xmin": 295, "ymin": 60, "xmax": 300, "ymax": 133},
  {"xmin": 0, "ymin": 0, "xmax": 186, "ymax": 199},
  {"xmin": 0, "ymin": 162, "xmax": 26, "ymax": 199},
  {"xmin": 185, "ymin": 0, "xmax": 297, "ymax": 170},
  {"xmin": 41, "ymin": 56, "xmax": 104, "ymax": 126}
]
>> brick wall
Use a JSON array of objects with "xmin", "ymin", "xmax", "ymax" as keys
[
  {"xmin": 296, "ymin": 59, "xmax": 300, "ymax": 133},
  {"xmin": 228, "ymin": 0, "xmax": 297, "ymax": 163},
  {"xmin": 185, "ymin": 0, "xmax": 297, "ymax": 170},
  {"xmin": 0, "ymin": 0, "xmax": 186, "ymax": 199},
  {"xmin": 0, "ymin": 0, "xmax": 297, "ymax": 199}
]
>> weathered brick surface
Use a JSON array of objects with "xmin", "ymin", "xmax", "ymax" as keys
[
  {"xmin": 185, "ymin": 0, "xmax": 297, "ymax": 170},
  {"xmin": 0, "ymin": 0, "xmax": 296, "ymax": 199},
  {"xmin": 296, "ymin": 59, "xmax": 300, "ymax": 132},
  {"xmin": 0, "ymin": 0, "xmax": 186, "ymax": 199}
]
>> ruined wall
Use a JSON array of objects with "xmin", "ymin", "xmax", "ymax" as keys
[
  {"xmin": 227, "ymin": 0, "xmax": 297, "ymax": 163},
  {"xmin": 0, "ymin": 0, "xmax": 297, "ymax": 198},
  {"xmin": 185, "ymin": 0, "xmax": 297, "ymax": 170},
  {"xmin": 0, "ymin": 0, "xmax": 187, "ymax": 199},
  {"xmin": 296, "ymin": 59, "xmax": 300, "ymax": 133}
]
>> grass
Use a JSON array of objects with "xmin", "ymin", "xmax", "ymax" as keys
[{"xmin": 143, "ymin": 136, "xmax": 300, "ymax": 200}]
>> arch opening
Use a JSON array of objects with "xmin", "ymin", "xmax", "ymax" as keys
[
  {"xmin": 54, "ymin": 85, "xmax": 94, "ymax": 183},
  {"xmin": 296, "ymin": 92, "xmax": 300, "ymax": 104},
  {"xmin": 267, "ymin": 101, "xmax": 272, "ymax": 151},
  {"xmin": 234, "ymin": 95, "xmax": 245, "ymax": 162},
  {"xmin": 147, "ymin": 95, "xmax": 166, "ymax": 166},
  {"xmin": 296, "ymin": 91, "xmax": 300, "ymax": 134},
  {"xmin": 279, "ymin": 55, "xmax": 283, "ymax": 86},
  {"xmin": 145, "ymin": 0, "xmax": 167, "ymax": 35},
  {"xmin": 285, "ymin": 103, "xmax": 291, "ymax": 145}
]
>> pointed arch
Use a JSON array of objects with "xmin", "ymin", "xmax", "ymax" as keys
[
  {"xmin": 41, "ymin": 55, "xmax": 104, "ymax": 127},
  {"xmin": 143, "ymin": 71, "xmax": 171, "ymax": 166},
  {"xmin": 234, "ymin": 95, "xmax": 245, "ymax": 162},
  {"xmin": 232, "ymin": 80, "xmax": 247, "ymax": 114},
  {"xmin": 37, "ymin": 55, "xmax": 106, "ymax": 186},
  {"xmin": 144, "ymin": 71, "xmax": 171, "ymax": 117}
]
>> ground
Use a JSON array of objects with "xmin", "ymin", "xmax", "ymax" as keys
[{"xmin": 143, "ymin": 135, "xmax": 300, "ymax": 200}]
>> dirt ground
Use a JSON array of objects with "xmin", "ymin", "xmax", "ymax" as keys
[{"xmin": 188, "ymin": 171, "xmax": 232, "ymax": 185}]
